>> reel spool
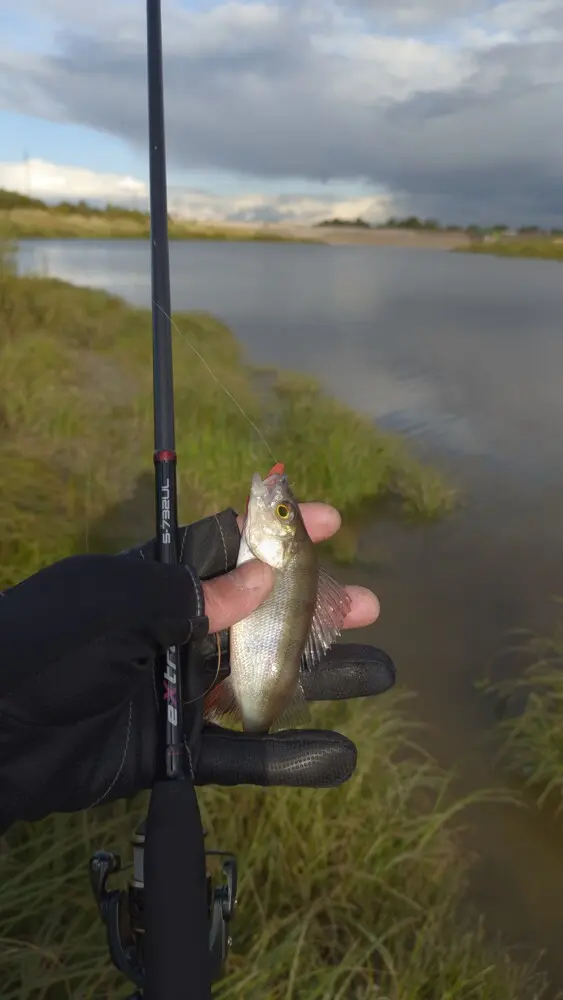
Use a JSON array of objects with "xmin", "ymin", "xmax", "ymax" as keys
[{"xmin": 89, "ymin": 821, "xmax": 238, "ymax": 996}]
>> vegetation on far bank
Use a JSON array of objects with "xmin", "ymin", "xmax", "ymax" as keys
[
  {"xmin": 456, "ymin": 236, "xmax": 563, "ymax": 262},
  {"xmin": 0, "ymin": 189, "xmax": 315, "ymax": 243},
  {"xmin": 3, "ymin": 189, "xmax": 563, "ymax": 253},
  {"xmin": 484, "ymin": 603, "xmax": 563, "ymax": 820},
  {"xmin": 318, "ymin": 212, "xmax": 563, "ymax": 239},
  {"xmin": 316, "ymin": 216, "xmax": 372, "ymax": 228},
  {"xmin": 0, "ymin": 249, "xmax": 552, "ymax": 999}
]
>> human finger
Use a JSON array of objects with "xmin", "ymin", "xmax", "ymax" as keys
[
  {"xmin": 341, "ymin": 586, "xmax": 380, "ymax": 630},
  {"xmin": 235, "ymin": 503, "xmax": 379, "ymax": 629},
  {"xmin": 201, "ymin": 576, "xmax": 379, "ymax": 637},
  {"xmin": 201, "ymin": 559, "xmax": 274, "ymax": 634}
]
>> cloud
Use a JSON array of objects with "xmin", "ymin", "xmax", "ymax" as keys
[
  {"xmin": 0, "ymin": 159, "xmax": 146, "ymax": 202},
  {"xmin": 336, "ymin": 0, "xmax": 483, "ymax": 30},
  {"xmin": 0, "ymin": 0, "xmax": 562, "ymax": 224},
  {"xmin": 0, "ymin": 158, "xmax": 392, "ymax": 224}
]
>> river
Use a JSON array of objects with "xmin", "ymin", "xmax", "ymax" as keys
[{"xmin": 17, "ymin": 238, "xmax": 563, "ymax": 989}]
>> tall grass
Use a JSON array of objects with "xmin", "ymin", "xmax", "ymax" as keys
[
  {"xmin": 0, "ymin": 698, "xmax": 549, "ymax": 999},
  {"xmin": 484, "ymin": 601, "xmax": 563, "ymax": 818},
  {"xmin": 0, "ymin": 258, "xmax": 547, "ymax": 998}
]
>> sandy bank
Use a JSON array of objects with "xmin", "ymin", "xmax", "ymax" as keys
[{"xmin": 195, "ymin": 220, "xmax": 473, "ymax": 249}]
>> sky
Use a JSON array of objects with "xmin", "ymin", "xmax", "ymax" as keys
[{"xmin": 0, "ymin": 0, "xmax": 562, "ymax": 225}]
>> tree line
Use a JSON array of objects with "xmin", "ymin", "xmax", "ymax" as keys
[{"xmin": 316, "ymin": 214, "xmax": 563, "ymax": 236}]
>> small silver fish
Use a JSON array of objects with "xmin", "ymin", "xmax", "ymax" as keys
[{"xmin": 206, "ymin": 464, "xmax": 351, "ymax": 733}]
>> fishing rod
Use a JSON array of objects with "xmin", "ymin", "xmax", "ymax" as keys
[{"xmin": 88, "ymin": 0, "xmax": 237, "ymax": 995}]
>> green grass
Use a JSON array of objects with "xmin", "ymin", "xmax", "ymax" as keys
[
  {"xmin": 0, "ymin": 697, "xmax": 550, "ymax": 999},
  {"xmin": 0, "ymin": 253, "xmax": 548, "ymax": 999},
  {"xmin": 484, "ymin": 601, "xmax": 563, "ymax": 819},
  {"xmin": 0, "ymin": 256, "xmax": 456, "ymax": 585},
  {"xmin": 455, "ymin": 238, "xmax": 563, "ymax": 262},
  {"xmin": 0, "ymin": 206, "xmax": 317, "ymax": 242}
]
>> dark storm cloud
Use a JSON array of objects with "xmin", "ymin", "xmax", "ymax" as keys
[{"xmin": 1, "ymin": 0, "xmax": 562, "ymax": 225}]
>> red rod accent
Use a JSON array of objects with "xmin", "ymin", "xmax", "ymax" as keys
[{"xmin": 154, "ymin": 449, "xmax": 177, "ymax": 463}]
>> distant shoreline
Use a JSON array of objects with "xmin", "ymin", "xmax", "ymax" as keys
[
  {"xmin": 0, "ymin": 207, "xmax": 317, "ymax": 244},
  {"xmin": 4, "ymin": 208, "xmax": 563, "ymax": 261},
  {"xmin": 2, "ymin": 207, "xmax": 471, "ymax": 248},
  {"xmin": 260, "ymin": 223, "xmax": 473, "ymax": 249}
]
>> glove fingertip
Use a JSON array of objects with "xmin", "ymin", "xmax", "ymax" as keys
[{"xmin": 197, "ymin": 727, "xmax": 357, "ymax": 789}]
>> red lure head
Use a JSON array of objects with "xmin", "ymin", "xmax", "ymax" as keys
[{"xmin": 267, "ymin": 463, "xmax": 285, "ymax": 477}]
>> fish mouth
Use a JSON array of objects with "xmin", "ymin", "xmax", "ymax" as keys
[
  {"xmin": 250, "ymin": 471, "xmax": 265, "ymax": 498},
  {"xmin": 250, "ymin": 469, "xmax": 286, "ymax": 502}
]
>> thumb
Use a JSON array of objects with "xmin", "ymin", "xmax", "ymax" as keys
[{"xmin": 201, "ymin": 559, "xmax": 274, "ymax": 633}]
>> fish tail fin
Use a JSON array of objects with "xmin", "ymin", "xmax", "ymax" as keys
[{"xmin": 204, "ymin": 675, "xmax": 241, "ymax": 725}]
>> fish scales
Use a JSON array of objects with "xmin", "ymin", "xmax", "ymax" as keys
[
  {"xmin": 231, "ymin": 535, "xmax": 318, "ymax": 731},
  {"xmin": 204, "ymin": 466, "xmax": 351, "ymax": 733}
]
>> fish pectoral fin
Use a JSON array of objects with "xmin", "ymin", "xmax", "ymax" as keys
[
  {"xmin": 204, "ymin": 675, "xmax": 241, "ymax": 725},
  {"xmin": 270, "ymin": 681, "xmax": 311, "ymax": 732},
  {"xmin": 301, "ymin": 567, "xmax": 352, "ymax": 672}
]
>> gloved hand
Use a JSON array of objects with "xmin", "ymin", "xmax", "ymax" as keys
[
  {"xmin": 128, "ymin": 505, "xmax": 396, "ymax": 790},
  {"xmin": 0, "ymin": 506, "xmax": 395, "ymax": 832}
]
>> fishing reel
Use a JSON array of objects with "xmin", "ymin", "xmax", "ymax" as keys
[{"xmin": 88, "ymin": 820, "xmax": 238, "ymax": 997}]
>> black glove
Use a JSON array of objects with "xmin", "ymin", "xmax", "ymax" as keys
[
  {"xmin": 127, "ymin": 509, "xmax": 396, "ymax": 789},
  {"xmin": 0, "ymin": 510, "xmax": 395, "ymax": 832}
]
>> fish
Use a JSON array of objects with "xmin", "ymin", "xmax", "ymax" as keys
[{"xmin": 205, "ymin": 463, "xmax": 352, "ymax": 733}]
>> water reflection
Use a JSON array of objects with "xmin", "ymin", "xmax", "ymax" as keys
[{"xmin": 18, "ymin": 239, "xmax": 563, "ymax": 484}]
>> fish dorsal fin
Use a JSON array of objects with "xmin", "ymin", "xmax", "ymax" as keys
[{"xmin": 301, "ymin": 567, "xmax": 351, "ymax": 672}]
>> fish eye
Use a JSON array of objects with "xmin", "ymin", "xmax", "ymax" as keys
[{"xmin": 276, "ymin": 503, "xmax": 291, "ymax": 520}]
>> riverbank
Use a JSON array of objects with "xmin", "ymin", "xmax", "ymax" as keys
[
  {"xmin": 0, "ymin": 257, "xmax": 551, "ymax": 999},
  {"xmin": 456, "ymin": 237, "xmax": 563, "ymax": 262},
  {"xmin": 3, "ymin": 190, "xmax": 561, "ymax": 257},
  {"xmin": 0, "ymin": 250, "xmax": 456, "ymax": 585},
  {"xmin": 0, "ymin": 204, "xmax": 475, "ymax": 248},
  {"xmin": 281, "ymin": 223, "xmax": 473, "ymax": 248},
  {"xmin": 9, "ymin": 219, "xmax": 563, "ymax": 258},
  {"xmin": 0, "ymin": 207, "xmax": 318, "ymax": 243}
]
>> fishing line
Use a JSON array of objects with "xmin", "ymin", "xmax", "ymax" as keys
[
  {"xmin": 152, "ymin": 301, "xmax": 281, "ymax": 713},
  {"xmin": 182, "ymin": 632, "xmax": 223, "ymax": 707},
  {"xmin": 154, "ymin": 300, "xmax": 279, "ymax": 466}
]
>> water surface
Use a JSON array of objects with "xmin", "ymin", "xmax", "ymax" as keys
[{"xmin": 18, "ymin": 238, "xmax": 563, "ymax": 986}]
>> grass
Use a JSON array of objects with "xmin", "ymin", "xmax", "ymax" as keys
[
  {"xmin": 483, "ymin": 600, "xmax": 563, "ymax": 819},
  {"xmin": 455, "ymin": 236, "xmax": 563, "ymax": 262},
  {"xmin": 0, "ymin": 206, "xmax": 318, "ymax": 243},
  {"xmin": 255, "ymin": 369, "xmax": 458, "ymax": 524},
  {"xmin": 0, "ymin": 697, "xmax": 550, "ymax": 999},
  {"xmin": 0, "ymin": 254, "xmax": 456, "ymax": 585},
  {"xmin": 0, "ymin": 251, "xmax": 548, "ymax": 999}
]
